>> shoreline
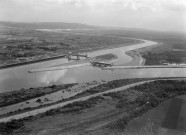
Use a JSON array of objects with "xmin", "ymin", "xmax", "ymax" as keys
[
  {"xmin": 0, "ymin": 83, "xmax": 77, "ymax": 108},
  {"xmin": 125, "ymin": 50, "xmax": 143, "ymax": 66},
  {"xmin": 29, "ymin": 39, "xmax": 149, "ymax": 73},
  {"xmin": 0, "ymin": 81, "xmax": 102, "ymax": 117},
  {"xmin": 0, "ymin": 77, "xmax": 186, "ymax": 123},
  {"xmin": 0, "ymin": 54, "xmax": 66, "ymax": 70},
  {"xmin": 124, "ymin": 43, "xmax": 160, "ymax": 66},
  {"xmin": 0, "ymin": 39, "xmax": 142, "ymax": 70},
  {"xmin": 0, "ymin": 78, "xmax": 155, "ymax": 120},
  {"xmin": 0, "ymin": 78, "xmax": 156, "ymax": 118},
  {"xmin": 1, "ymin": 79, "xmax": 186, "ymax": 135},
  {"xmin": 0, "ymin": 39, "xmax": 167, "ymax": 122}
]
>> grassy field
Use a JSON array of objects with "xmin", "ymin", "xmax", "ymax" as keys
[
  {"xmin": 139, "ymin": 44, "xmax": 186, "ymax": 65},
  {"xmin": 100, "ymin": 29, "xmax": 186, "ymax": 65},
  {"xmin": 0, "ymin": 84, "xmax": 76, "ymax": 108},
  {"xmin": 1, "ymin": 22, "xmax": 186, "ymax": 135},
  {"xmin": 0, "ymin": 78, "xmax": 154, "ymax": 118},
  {"xmin": 1, "ymin": 79, "xmax": 186, "ymax": 135}
]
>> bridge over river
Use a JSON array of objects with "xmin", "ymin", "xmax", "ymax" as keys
[{"xmin": 1, "ymin": 38, "xmax": 186, "ymax": 93}]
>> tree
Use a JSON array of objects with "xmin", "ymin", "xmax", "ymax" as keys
[{"xmin": 0, "ymin": 120, "xmax": 24, "ymax": 135}]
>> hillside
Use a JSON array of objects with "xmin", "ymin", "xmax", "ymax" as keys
[{"xmin": 0, "ymin": 21, "xmax": 99, "ymax": 29}]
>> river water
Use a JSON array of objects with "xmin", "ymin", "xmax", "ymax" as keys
[
  {"xmin": 1, "ymin": 39, "xmax": 186, "ymax": 118},
  {"xmin": 0, "ymin": 39, "xmax": 186, "ymax": 93}
]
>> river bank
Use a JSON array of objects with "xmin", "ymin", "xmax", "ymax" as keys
[
  {"xmin": 138, "ymin": 42, "xmax": 186, "ymax": 65},
  {"xmin": 0, "ymin": 81, "xmax": 102, "ymax": 117},
  {"xmin": 0, "ymin": 39, "xmax": 158, "ymax": 93},
  {"xmin": 0, "ymin": 38, "xmax": 142, "ymax": 70},
  {"xmin": 0, "ymin": 78, "xmax": 155, "ymax": 120},
  {"xmin": 0, "ymin": 83, "xmax": 76, "ymax": 108},
  {"xmin": 1, "ymin": 77, "xmax": 184, "ymax": 121},
  {"xmin": 0, "ymin": 55, "xmax": 66, "ymax": 70},
  {"xmin": 0, "ymin": 39, "xmax": 158, "ymax": 118},
  {"xmin": 125, "ymin": 50, "xmax": 144, "ymax": 66},
  {"xmin": 0, "ymin": 39, "xmax": 177, "ymax": 121},
  {"xmin": 2, "ymin": 38, "xmax": 186, "ymax": 135},
  {"xmin": 124, "ymin": 43, "xmax": 160, "ymax": 66},
  {"xmin": 28, "ymin": 39, "xmax": 155, "ymax": 73},
  {"xmin": 1, "ymin": 78, "xmax": 186, "ymax": 135}
]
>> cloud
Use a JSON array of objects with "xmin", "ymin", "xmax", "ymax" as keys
[
  {"xmin": 0, "ymin": 0, "xmax": 185, "ymax": 32},
  {"xmin": 162, "ymin": 0, "xmax": 186, "ymax": 12},
  {"xmin": 1, "ymin": 0, "xmax": 185, "ymax": 12},
  {"xmin": 1, "ymin": 0, "xmax": 185, "ymax": 13}
]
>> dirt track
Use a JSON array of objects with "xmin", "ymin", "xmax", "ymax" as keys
[{"xmin": 1, "ymin": 78, "xmax": 185, "ymax": 123}]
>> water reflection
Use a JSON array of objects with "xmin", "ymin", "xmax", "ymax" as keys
[
  {"xmin": 0, "ymin": 39, "xmax": 186, "ymax": 93},
  {"xmin": 40, "ymin": 70, "xmax": 68, "ymax": 85}
]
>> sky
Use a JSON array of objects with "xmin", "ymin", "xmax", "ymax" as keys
[{"xmin": 0, "ymin": 0, "xmax": 186, "ymax": 32}]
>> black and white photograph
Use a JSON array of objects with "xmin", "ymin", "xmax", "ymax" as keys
[{"xmin": 0, "ymin": 0, "xmax": 186, "ymax": 134}]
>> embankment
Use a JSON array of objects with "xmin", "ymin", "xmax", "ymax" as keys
[{"xmin": 0, "ymin": 55, "xmax": 66, "ymax": 70}]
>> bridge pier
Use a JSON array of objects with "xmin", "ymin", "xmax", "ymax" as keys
[
  {"xmin": 77, "ymin": 55, "xmax": 80, "ymax": 60},
  {"xmin": 67, "ymin": 52, "xmax": 88, "ymax": 61}
]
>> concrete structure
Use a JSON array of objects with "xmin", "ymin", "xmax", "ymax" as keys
[
  {"xmin": 103, "ymin": 65, "xmax": 186, "ymax": 70},
  {"xmin": 67, "ymin": 52, "xmax": 88, "ymax": 61}
]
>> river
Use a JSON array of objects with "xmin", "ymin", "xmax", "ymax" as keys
[
  {"xmin": 1, "ymin": 39, "xmax": 186, "ymax": 93},
  {"xmin": 1, "ymin": 38, "xmax": 186, "ymax": 121}
]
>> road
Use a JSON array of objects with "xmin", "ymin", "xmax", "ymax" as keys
[{"xmin": 0, "ymin": 78, "xmax": 185, "ymax": 123}]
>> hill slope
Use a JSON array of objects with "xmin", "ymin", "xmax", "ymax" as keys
[{"xmin": 0, "ymin": 21, "xmax": 99, "ymax": 29}]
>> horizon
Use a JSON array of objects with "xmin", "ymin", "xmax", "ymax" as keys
[
  {"xmin": 0, "ymin": 0, "xmax": 186, "ymax": 33},
  {"xmin": 1, "ymin": 21, "xmax": 185, "ymax": 34}
]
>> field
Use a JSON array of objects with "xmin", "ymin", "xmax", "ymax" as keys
[
  {"xmin": 1, "ymin": 79, "xmax": 186, "ymax": 135},
  {"xmin": 0, "ymin": 84, "xmax": 76, "ymax": 108},
  {"xmin": 0, "ymin": 78, "xmax": 154, "ymax": 117},
  {"xmin": 0, "ymin": 23, "xmax": 140, "ymax": 66},
  {"xmin": 1, "ymin": 22, "xmax": 186, "ymax": 135},
  {"xmin": 138, "ymin": 44, "xmax": 186, "ymax": 65},
  {"xmin": 99, "ymin": 29, "xmax": 186, "ymax": 65},
  {"xmin": 1, "ymin": 22, "xmax": 185, "ymax": 66}
]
